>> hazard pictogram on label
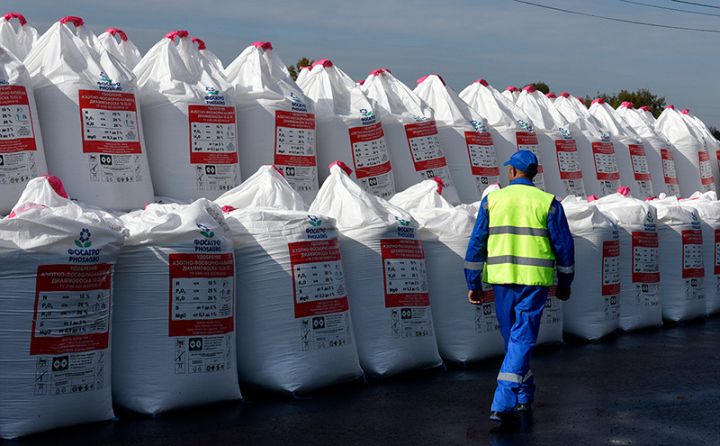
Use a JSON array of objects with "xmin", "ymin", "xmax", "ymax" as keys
[
  {"xmin": 698, "ymin": 150, "xmax": 715, "ymax": 187},
  {"xmin": 275, "ymin": 110, "xmax": 318, "ymax": 193},
  {"xmin": 348, "ymin": 122, "xmax": 394, "ymax": 197},
  {"xmin": 0, "ymin": 85, "xmax": 37, "ymax": 153},
  {"xmin": 31, "ymin": 264, "xmax": 112, "ymax": 355},
  {"xmin": 169, "ymin": 253, "xmax": 234, "ymax": 337},
  {"xmin": 79, "ymin": 90, "xmax": 141, "ymax": 155},
  {"xmin": 632, "ymin": 231, "xmax": 659, "ymax": 284},
  {"xmin": 289, "ymin": 239, "xmax": 349, "ymax": 318},
  {"xmin": 381, "ymin": 238, "xmax": 430, "ymax": 308},
  {"xmin": 602, "ymin": 239, "xmax": 620, "ymax": 296},
  {"xmin": 682, "ymin": 230, "xmax": 704, "ymax": 279}
]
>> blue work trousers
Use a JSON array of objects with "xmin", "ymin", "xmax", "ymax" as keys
[{"xmin": 491, "ymin": 284, "xmax": 548, "ymax": 412}]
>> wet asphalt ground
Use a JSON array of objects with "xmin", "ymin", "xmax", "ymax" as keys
[{"xmin": 9, "ymin": 317, "xmax": 720, "ymax": 446}]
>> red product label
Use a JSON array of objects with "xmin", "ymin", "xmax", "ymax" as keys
[
  {"xmin": 381, "ymin": 239, "xmax": 430, "ymax": 308},
  {"xmin": 555, "ymin": 139, "xmax": 583, "ymax": 180},
  {"xmin": 78, "ymin": 90, "xmax": 142, "ymax": 154},
  {"xmin": 699, "ymin": 151, "xmax": 714, "ymax": 185},
  {"xmin": 274, "ymin": 110, "xmax": 317, "ymax": 167},
  {"xmin": 716, "ymin": 150, "xmax": 720, "ymax": 171},
  {"xmin": 348, "ymin": 122, "xmax": 392, "ymax": 179},
  {"xmin": 31, "ymin": 264, "xmax": 112, "ymax": 355},
  {"xmin": 631, "ymin": 231, "xmax": 660, "ymax": 283},
  {"xmin": 602, "ymin": 239, "xmax": 621, "ymax": 296},
  {"xmin": 628, "ymin": 144, "xmax": 652, "ymax": 181},
  {"xmin": 188, "ymin": 105, "xmax": 238, "ymax": 164},
  {"xmin": 715, "ymin": 229, "xmax": 720, "ymax": 276},
  {"xmin": 682, "ymin": 230, "xmax": 704, "ymax": 279},
  {"xmin": 289, "ymin": 239, "xmax": 349, "ymax": 318},
  {"xmin": 168, "ymin": 253, "xmax": 234, "ymax": 337},
  {"xmin": 465, "ymin": 131, "xmax": 500, "ymax": 176},
  {"xmin": 0, "ymin": 85, "xmax": 37, "ymax": 153},
  {"xmin": 660, "ymin": 148, "xmax": 679, "ymax": 185},
  {"xmin": 516, "ymin": 132, "xmax": 544, "ymax": 174},
  {"xmin": 404, "ymin": 121, "xmax": 448, "ymax": 172},
  {"xmin": 591, "ymin": 142, "xmax": 620, "ymax": 181}
]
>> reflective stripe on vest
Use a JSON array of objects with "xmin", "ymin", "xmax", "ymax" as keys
[{"xmin": 484, "ymin": 184, "xmax": 556, "ymax": 286}]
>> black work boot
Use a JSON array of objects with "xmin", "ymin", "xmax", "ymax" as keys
[
  {"xmin": 489, "ymin": 410, "xmax": 519, "ymax": 424},
  {"xmin": 513, "ymin": 402, "xmax": 532, "ymax": 413}
]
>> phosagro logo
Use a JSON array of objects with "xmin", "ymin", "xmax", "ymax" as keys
[
  {"xmin": 396, "ymin": 217, "xmax": 415, "ymax": 238},
  {"xmin": 359, "ymin": 108, "xmax": 376, "ymax": 125},
  {"xmin": 195, "ymin": 223, "xmax": 222, "ymax": 252},
  {"xmin": 68, "ymin": 228, "xmax": 101, "ymax": 263},
  {"xmin": 306, "ymin": 215, "xmax": 328, "ymax": 239},
  {"xmin": 289, "ymin": 92, "xmax": 308, "ymax": 112},
  {"xmin": 204, "ymin": 86, "xmax": 226, "ymax": 105},
  {"xmin": 97, "ymin": 71, "xmax": 122, "ymax": 91},
  {"xmin": 197, "ymin": 223, "xmax": 215, "ymax": 238},
  {"xmin": 517, "ymin": 120, "xmax": 535, "ymax": 132},
  {"xmin": 559, "ymin": 127, "xmax": 572, "ymax": 140},
  {"xmin": 308, "ymin": 215, "xmax": 323, "ymax": 227}
]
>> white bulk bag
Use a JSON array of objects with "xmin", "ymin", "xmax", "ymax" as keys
[
  {"xmin": 680, "ymin": 109, "xmax": 720, "ymax": 191},
  {"xmin": 459, "ymin": 79, "xmax": 543, "ymax": 188},
  {"xmin": 680, "ymin": 192, "xmax": 720, "ymax": 315},
  {"xmin": 24, "ymin": 17, "xmax": 154, "ymax": 211},
  {"xmin": 225, "ymin": 42, "xmax": 319, "ymax": 202},
  {"xmin": 0, "ymin": 46, "xmax": 49, "ymax": 214},
  {"xmin": 502, "ymin": 85, "xmax": 519, "ymax": 103},
  {"xmin": 655, "ymin": 106, "xmax": 715, "ymax": 196},
  {"xmin": 649, "ymin": 196, "xmax": 706, "ymax": 322},
  {"xmin": 310, "ymin": 162, "xmax": 442, "ymax": 377},
  {"xmin": 112, "ymin": 200, "xmax": 241, "ymax": 414},
  {"xmin": 0, "ymin": 12, "xmax": 38, "ymax": 60},
  {"xmin": 561, "ymin": 197, "xmax": 619, "ymax": 340},
  {"xmin": 98, "ymin": 28, "xmax": 142, "ymax": 70},
  {"xmin": 134, "ymin": 30, "xmax": 239, "ymax": 201},
  {"xmin": 616, "ymin": 103, "xmax": 680, "ymax": 196},
  {"xmin": 516, "ymin": 85, "xmax": 586, "ymax": 198},
  {"xmin": 362, "ymin": 68, "xmax": 460, "ymax": 203},
  {"xmin": 589, "ymin": 99, "xmax": 655, "ymax": 199},
  {"xmin": 390, "ymin": 179, "xmax": 504, "ymax": 363},
  {"xmin": 192, "ymin": 37, "xmax": 225, "ymax": 72},
  {"xmin": 299, "ymin": 59, "xmax": 396, "ymax": 198},
  {"xmin": 638, "ymin": 106, "xmax": 656, "ymax": 126},
  {"xmin": 0, "ymin": 177, "xmax": 124, "ymax": 439},
  {"xmin": 414, "ymin": 74, "xmax": 500, "ymax": 202},
  {"xmin": 219, "ymin": 166, "xmax": 362, "ymax": 393},
  {"xmin": 553, "ymin": 93, "xmax": 620, "ymax": 197},
  {"xmin": 595, "ymin": 191, "xmax": 662, "ymax": 330}
]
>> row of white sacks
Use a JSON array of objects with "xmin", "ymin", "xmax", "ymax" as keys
[
  {"xmin": 2, "ymin": 164, "xmax": 719, "ymax": 438},
  {"xmin": 2, "ymin": 14, "xmax": 720, "ymax": 213}
]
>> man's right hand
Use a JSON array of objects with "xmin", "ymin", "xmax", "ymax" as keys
[
  {"xmin": 555, "ymin": 287, "xmax": 571, "ymax": 301},
  {"xmin": 468, "ymin": 289, "xmax": 484, "ymax": 305}
]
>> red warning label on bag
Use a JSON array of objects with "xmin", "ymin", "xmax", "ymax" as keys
[
  {"xmin": 348, "ymin": 122, "xmax": 392, "ymax": 179},
  {"xmin": 628, "ymin": 144, "xmax": 651, "ymax": 181},
  {"xmin": 602, "ymin": 239, "xmax": 620, "ymax": 296},
  {"xmin": 31, "ymin": 264, "xmax": 112, "ymax": 355},
  {"xmin": 0, "ymin": 85, "xmax": 37, "ymax": 153},
  {"xmin": 289, "ymin": 239, "xmax": 349, "ymax": 318},
  {"xmin": 381, "ymin": 239, "xmax": 430, "ymax": 308},
  {"xmin": 682, "ymin": 230, "xmax": 704, "ymax": 279},
  {"xmin": 275, "ymin": 110, "xmax": 317, "ymax": 168},
  {"xmin": 516, "ymin": 132, "xmax": 543, "ymax": 174},
  {"xmin": 631, "ymin": 231, "xmax": 659, "ymax": 283},
  {"xmin": 555, "ymin": 139, "xmax": 582, "ymax": 180},
  {"xmin": 591, "ymin": 142, "xmax": 620, "ymax": 181},
  {"xmin": 465, "ymin": 131, "xmax": 499, "ymax": 176},
  {"xmin": 79, "ymin": 90, "xmax": 142, "ymax": 154},
  {"xmin": 405, "ymin": 121, "xmax": 448, "ymax": 172},
  {"xmin": 698, "ymin": 151, "xmax": 714, "ymax": 186},
  {"xmin": 188, "ymin": 105, "xmax": 238, "ymax": 164},
  {"xmin": 660, "ymin": 148, "xmax": 679, "ymax": 185},
  {"xmin": 169, "ymin": 253, "xmax": 234, "ymax": 337}
]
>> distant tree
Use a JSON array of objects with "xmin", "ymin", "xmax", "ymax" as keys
[
  {"xmin": 531, "ymin": 82, "xmax": 550, "ymax": 94},
  {"xmin": 709, "ymin": 127, "xmax": 720, "ymax": 140},
  {"xmin": 287, "ymin": 57, "xmax": 313, "ymax": 81},
  {"xmin": 582, "ymin": 89, "xmax": 666, "ymax": 117}
]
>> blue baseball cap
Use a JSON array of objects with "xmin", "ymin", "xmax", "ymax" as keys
[{"xmin": 504, "ymin": 150, "xmax": 538, "ymax": 174}]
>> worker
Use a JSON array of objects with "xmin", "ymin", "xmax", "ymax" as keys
[{"xmin": 464, "ymin": 150, "xmax": 574, "ymax": 425}]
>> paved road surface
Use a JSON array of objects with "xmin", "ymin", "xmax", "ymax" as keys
[{"xmin": 12, "ymin": 317, "xmax": 720, "ymax": 446}]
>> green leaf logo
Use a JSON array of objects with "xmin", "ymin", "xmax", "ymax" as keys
[
  {"xmin": 197, "ymin": 223, "xmax": 214, "ymax": 238},
  {"xmin": 75, "ymin": 228, "xmax": 92, "ymax": 248},
  {"xmin": 308, "ymin": 215, "xmax": 322, "ymax": 227}
]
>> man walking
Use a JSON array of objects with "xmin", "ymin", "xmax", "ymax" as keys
[{"xmin": 464, "ymin": 150, "xmax": 575, "ymax": 424}]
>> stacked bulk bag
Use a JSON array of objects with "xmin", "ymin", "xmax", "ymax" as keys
[
  {"xmin": 112, "ymin": 200, "xmax": 241, "ymax": 414},
  {"xmin": 25, "ymin": 17, "xmax": 154, "ymax": 211},
  {"xmin": 134, "ymin": 30, "xmax": 239, "ymax": 201},
  {"xmin": 595, "ymin": 190, "xmax": 662, "ymax": 330},
  {"xmin": 0, "ymin": 177, "xmax": 125, "ymax": 439},
  {"xmin": 638, "ymin": 106, "xmax": 656, "ymax": 126},
  {"xmin": 616, "ymin": 103, "xmax": 680, "ymax": 196},
  {"xmin": 389, "ymin": 179, "xmax": 504, "ymax": 363},
  {"xmin": 680, "ymin": 192, "xmax": 720, "ymax": 315},
  {"xmin": 0, "ymin": 12, "xmax": 38, "ymax": 60},
  {"xmin": 310, "ymin": 162, "xmax": 442, "ymax": 377},
  {"xmin": 553, "ymin": 93, "xmax": 620, "ymax": 197},
  {"xmin": 655, "ymin": 106, "xmax": 715, "ymax": 196},
  {"xmin": 459, "ymin": 79, "xmax": 542, "ymax": 187},
  {"xmin": 413, "ymin": 74, "xmax": 500, "ymax": 202},
  {"xmin": 649, "ymin": 196, "xmax": 706, "ymax": 322},
  {"xmin": 515, "ymin": 85, "xmax": 586, "ymax": 198},
  {"xmin": 0, "ymin": 46, "xmax": 48, "ymax": 214},
  {"xmin": 502, "ymin": 85, "xmax": 519, "ymax": 103},
  {"xmin": 225, "ymin": 42, "xmax": 319, "ymax": 202},
  {"xmin": 192, "ymin": 37, "xmax": 225, "ymax": 72},
  {"xmin": 219, "ymin": 166, "xmax": 362, "ymax": 393},
  {"xmin": 98, "ymin": 28, "xmax": 142, "ymax": 70},
  {"xmin": 561, "ymin": 197, "xmax": 619, "ymax": 340},
  {"xmin": 679, "ymin": 109, "xmax": 720, "ymax": 188},
  {"xmin": 589, "ymin": 99, "xmax": 655, "ymax": 199},
  {"xmin": 298, "ymin": 59, "xmax": 396, "ymax": 198},
  {"xmin": 362, "ymin": 68, "xmax": 460, "ymax": 203}
]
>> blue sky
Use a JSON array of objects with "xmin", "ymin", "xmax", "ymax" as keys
[{"xmin": 5, "ymin": 0, "xmax": 720, "ymax": 125}]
